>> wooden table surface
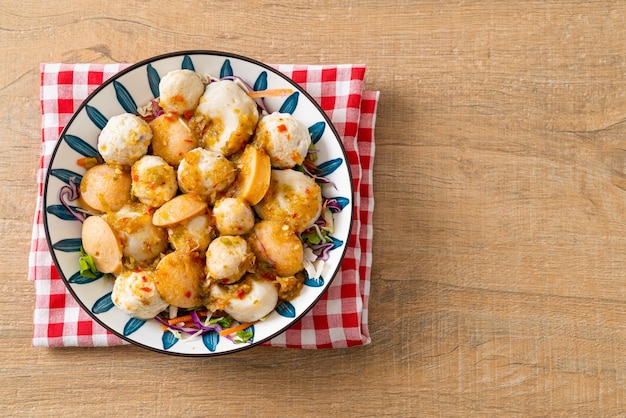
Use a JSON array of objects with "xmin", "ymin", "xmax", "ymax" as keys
[{"xmin": 3, "ymin": 1, "xmax": 626, "ymax": 416}]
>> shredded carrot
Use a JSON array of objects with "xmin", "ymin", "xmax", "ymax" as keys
[
  {"xmin": 167, "ymin": 311, "xmax": 208, "ymax": 326},
  {"xmin": 219, "ymin": 321, "xmax": 255, "ymax": 336},
  {"xmin": 168, "ymin": 314, "xmax": 193, "ymax": 326},
  {"xmin": 247, "ymin": 88, "xmax": 293, "ymax": 99},
  {"xmin": 76, "ymin": 157, "xmax": 99, "ymax": 169}
]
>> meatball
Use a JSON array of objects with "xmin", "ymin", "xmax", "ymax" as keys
[
  {"xmin": 205, "ymin": 235, "xmax": 254, "ymax": 284},
  {"xmin": 213, "ymin": 197, "xmax": 255, "ymax": 236},
  {"xmin": 254, "ymin": 169, "xmax": 322, "ymax": 233},
  {"xmin": 248, "ymin": 220, "xmax": 303, "ymax": 277},
  {"xmin": 158, "ymin": 69, "xmax": 205, "ymax": 114},
  {"xmin": 209, "ymin": 275, "xmax": 278, "ymax": 323},
  {"xmin": 190, "ymin": 80, "xmax": 259, "ymax": 156},
  {"xmin": 252, "ymin": 112, "xmax": 311, "ymax": 169},
  {"xmin": 177, "ymin": 147, "xmax": 236, "ymax": 202},
  {"xmin": 79, "ymin": 163, "xmax": 131, "ymax": 213},
  {"xmin": 167, "ymin": 213, "xmax": 214, "ymax": 253},
  {"xmin": 154, "ymin": 250, "xmax": 206, "ymax": 309},
  {"xmin": 150, "ymin": 113, "xmax": 198, "ymax": 167},
  {"xmin": 131, "ymin": 155, "xmax": 177, "ymax": 208},
  {"xmin": 112, "ymin": 269, "xmax": 169, "ymax": 319},
  {"xmin": 105, "ymin": 202, "xmax": 168, "ymax": 265},
  {"xmin": 97, "ymin": 113, "xmax": 152, "ymax": 167}
]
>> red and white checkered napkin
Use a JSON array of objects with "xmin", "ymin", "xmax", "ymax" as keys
[{"xmin": 30, "ymin": 62, "xmax": 378, "ymax": 349}]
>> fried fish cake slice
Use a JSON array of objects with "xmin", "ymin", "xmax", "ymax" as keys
[
  {"xmin": 235, "ymin": 144, "xmax": 271, "ymax": 205},
  {"xmin": 81, "ymin": 215, "xmax": 123, "ymax": 274},
  {"xmin": 152, "ymin": 193, "xmax": 208, "ymax": 227}
]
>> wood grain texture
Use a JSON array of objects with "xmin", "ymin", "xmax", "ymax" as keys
[{"xmin": 2, "ymin": 1, "xmax": 626, "ymax": 416}]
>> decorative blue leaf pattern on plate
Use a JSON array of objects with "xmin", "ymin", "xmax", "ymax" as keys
[
  {"xmin": 328, "ymin": 196, "xmax": 350, "ymax": 212},
  {"xmin": 279, "ymin": 91, "xmax": 299, "ymax": 114},
  {"xmin": 49, "ymin": 168, "xmax": 82, "ymax": 186},
  {"xmin": 304, "ymin": 272, "xmax": 325, "ymax": 287},
  {"xmin": 316, "ymin": 158, "xmax": 343, "ymax": 177},
  {"xmin": 254, "ymin": 71, "xmax": 268, "ymax": 91},
  {"xmin": 124, "ymin": 317, "xmax": 146, "ymax": 336},
  {"xmin": 147, "ymin": 64, "xmax": 160, "ymax": 98},
  {"xmin": 52, "ymin": 238, "xmax": 82, "ymax": 252},
  {"xmin": 181, "ymin": 55, "xmax": 195, "ymax": 71},
  {"xmin": 92, "ymin": 292, "xmax": 114, "ymax": 314},
  {"xmin": 308, "ymin": 121, "xmax": 326, "ymax": 144},
  {"xmin": 244, "ymin": 325, "xmax": 255, "ymax": 343},
  {"xmin": 46, "ymin": 204, "xmax": 81, "ymax": 220},
  {"xmin": 202, "ymin": 331, "xmax": 220, "ymax": 352},
  {"xmin": 64, "ymin": 134, "xmax": 100, "ymax": 158},
  {"xmin": 275, "ymin": 301, "xmax": 296, "ymax": 318},
  {"xmin": 85, "ymin": 105, "xmax": 108, "ymax": 130},
  {"xmin": 68, "ymin": 270, "xmax": 102, "ymax": 285},
  {"xmin": 113, "ymin": 81, "xmax": 137, "ymax": 114},
  {"xmin": 162, "ymin": 330, "xmax": 178, "ymax": 350},
  {"xmin": 328, "ymin": 236, "xmax": 344, "ymax": 250},
  {"xmin": 220, "ymin": 59, "xmax": 233, "ymax": 78}
]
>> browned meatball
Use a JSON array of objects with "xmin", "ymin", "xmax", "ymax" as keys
[
  {"xmin": 79, "ymin": 164, "xmax": 131, "ymax": 213},
  {"xmin": 254, "ymin": 169, "xmax": 322, "ymax": 233},
  {"xmin": 154, "ymin": 250, "xmax": 206, "ymax": 309},
  {"xmin": 248, "ymin": 220, "xmax": 303, "ymax": 277},
  {"xmin": 150, "ymin": 113, "xmax": 198, "ymax": 168}
]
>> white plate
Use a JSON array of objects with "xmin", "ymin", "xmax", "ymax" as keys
[{"xmin": 43, "ymin": 51, "xmax": 353, "ymax": 356}]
